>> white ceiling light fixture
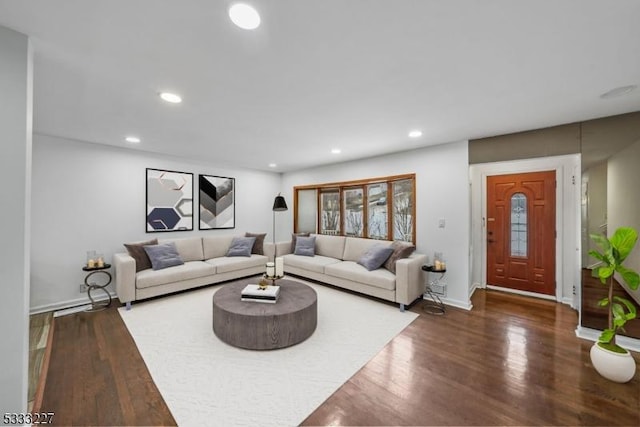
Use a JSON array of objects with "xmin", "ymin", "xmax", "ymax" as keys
[
  {"xmin": 331, "ymin": 148, "xmax": 341, "ymax": 154},
  {"xmin": 268, "ymin": 163, "xmax": 277, "ymax": 168},
  {"xmin": 600, "ymin": 85, "xmax": 637, "ymax": 99},
  {"xmin": 408, "ymin": 130, "xmax": 423, "ymax": 138},
  {"xmin": 159, "ymin": 92, "xmax": 182, "ymax": 103},
  {"xmin": 229, "ymin": 3, "xmax": 261, "ymax": 30},
  {"xmin": 125, "ymin": 136, "xmax": 141, "ymax": 143}
]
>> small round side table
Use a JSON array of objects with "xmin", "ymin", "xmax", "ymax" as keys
[
  {"xmin": 82, "ymin": 264, "xmax": 112, "ymax": 311},
  {"xmin": 421, "ymin": 265, "xmax": 446, "ymax": 315}
]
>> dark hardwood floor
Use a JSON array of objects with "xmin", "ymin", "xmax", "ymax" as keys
[{"xmin": 40, "ymin": 288, "xmax": 639, "ymax": 426}]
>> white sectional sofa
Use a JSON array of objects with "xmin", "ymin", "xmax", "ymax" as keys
[
  {"xmin": 114, "ymin": 235, "xmax": 273, "ymax": 309},
  {"xmin": 275, "ymin": 234, "xmax": 427, "ymax": 311}
]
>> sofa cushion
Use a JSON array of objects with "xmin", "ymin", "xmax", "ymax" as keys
[
  {"xmin": 206, "ymin": 254, "xmax": 267, "ymax": 274},
  {"xmin": 357, "ymin": 244, "xmax": 394, "ymax": 271},
  {"xmin": 227, "ymin": 236, "xmax": 256, "ymax": 257},
  {"xmin": 160, "ymin": 237, "xmax": 204, "ymax": 262},
  {"xmin": 291, "ymin": 232, "xmax": 310, "ymax": 252},
  {"xmin": 343, "ymin": 237, "xmax": 391, "ymax": 262},
  {"xmin": 245, "ymin": 232, "xmax": 267, "ymax": 255},
  {"xmin": 283, "ymin": 253, "xmax": 341, "ymax": 274},
  {"xmin": 294, "ymin": 236, "xmax": 316, "ymax": 256},
  {"xmin": 313, "ymin": 234, "xmax": 346, "ymax": 259},
  {"xmin": 383, "ymin": 241, "xmax": 416, "ymax": 273},
  {"xmin": 136, "ymin": 261, "xmax": 216, "ymax": 289},
  {"xmin": 203, "ymin": 235, "xmax": 235, "ymax": 259},
  {"xmin": 144, "ymin": 242, "xmax": 185, "ymax": 270},
  {"xmin": 324, "ymin": 261, "xmax": 396, "ymax": 291},
  {"xmin": 124, "ymin": 238, "xmax": 158, "ymax": 272}
]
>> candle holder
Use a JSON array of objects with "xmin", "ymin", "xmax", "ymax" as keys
[{"xmin": 86, "ymin": 250, "xmax": 97, "ymax": 269}]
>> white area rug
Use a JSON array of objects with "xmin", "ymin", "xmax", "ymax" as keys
[{"xmin": 118, "ymin": 277, "xmax": 418, "ymax": 426}]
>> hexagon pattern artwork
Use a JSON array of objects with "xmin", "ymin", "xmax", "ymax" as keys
[{"xmin": 146, "ymin": 169, "xmax": 193, "ymax": 232}]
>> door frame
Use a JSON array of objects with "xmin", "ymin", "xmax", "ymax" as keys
[{"xmin": 469, "ymin": 154, "xmax": 581, "ymax": 307}]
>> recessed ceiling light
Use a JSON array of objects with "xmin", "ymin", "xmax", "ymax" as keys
[
  {"xmin": 159, "ymin": 92, "xmax": 182, "ymax": 103},
  {"xmin": 600, "ymin": 85, "xmax": 637, "ymax": 99},
  {"xmin": 268, "ymin": 163, "xmax": 277, "ymax": 168},
  {"xmin": 331, "ymin": 148, "xmax": 341, "ymax": 154},
  {"xmin": 229, "ymin": 3, "xmax": 261, "ymax": 30},
  {"xmin": 125, "ymin": 136, "xmax": 141, "ymax": 144},
  {"xmin": 408, "ymin": 130, "xmax": 423, "ymax": 138}
]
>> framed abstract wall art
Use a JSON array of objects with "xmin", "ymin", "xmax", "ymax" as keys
[
  {"xmin": 199, "ymin": 174, "xmax": 235, "ymax": 229},
  {"xmin": 146, "ymin": 168, "xmax": 194, "ymax": 232}
]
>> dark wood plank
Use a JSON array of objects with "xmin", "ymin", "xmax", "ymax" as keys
[
  {"xmin": 39, "ymin": 291, "xmax": 640, "ymax": 426},
  {"xmin": 40, "ymin": 304, "xmax": 176, "ymax": 426}
]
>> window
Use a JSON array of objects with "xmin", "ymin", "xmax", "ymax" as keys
[
  {"xmin": 510, "ymin": 192, "xmax": 527, "ymax": 257},
  {"xmin": 367, "ymin": 183, "xmax": 388, "ymax": 239},
  {"xmin": 320, "ymin": 189, "xmax": 340, "ymax": 235},
  {"xmin": 392, "ymin": 179, "xmax": 413, "ymax": 242},
  {"xmin": 294, "ymin": 174, "xmax": 415, "ymax": 243},
  {"xmin": 343, "ymin": 187, "xmax": 364, "ymax": 237}
]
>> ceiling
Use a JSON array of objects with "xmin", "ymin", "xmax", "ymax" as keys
[{"xmin": 1, "ymin": 0, "xmax": 639, "ymax": 173}]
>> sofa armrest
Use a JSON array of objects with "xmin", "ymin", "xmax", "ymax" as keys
[
  {"xmin": 263, "ymin": 242, "xmax": 275, "ymax": 260},
  {"xmin": 395, "ymin": 253, "xmax": 428, "ymax": 305},
  {"xmin": 275, "ymin": 241, "xmax": 293, "ymax": 257},
  {"xmin": 114, "ymin": 252, "xmax": 136, "ymax": 304}
]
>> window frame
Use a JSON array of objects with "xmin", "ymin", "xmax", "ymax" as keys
[{"xmin": 293, "ymin": 173, "xmax": 416, "ymax": 243}]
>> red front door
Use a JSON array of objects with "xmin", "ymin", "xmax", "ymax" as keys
[{"xmin": 487, "ymin": 171, "xmax": 556, "ymax": 295}]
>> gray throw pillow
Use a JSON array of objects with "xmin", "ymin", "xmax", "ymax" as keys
[
  {"xmin": 383, "ymin": 241, "xmax": 416, "ymax": 273},
  {"xmin": 358, "ymin": 244, "xmax": 394, "ymax": 271},
  {"xmin": 227, "ymin": 236, "xmax": 256, "ymax": 257},
  {"xmin": 124, "ymin": 239, "xmax": 158, "ymax": 272},
  {"xmin": 143, "ymin": 242, "xmax": 184, "ymax": 270},
  {"xmin": 291, "ymin": 232, "xmax": 311, "ymax": 253},
  {"xmin": 294, "ymin": 236, "xmax": 316, "ymax": 257},
  {"xmin": 245, "ymin": 232, "xmax": 267, "ymax": 255}
]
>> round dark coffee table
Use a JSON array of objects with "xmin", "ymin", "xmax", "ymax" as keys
[{"xmin": 212, "ymin": 279, "xmax": 317, "ymax": 350}]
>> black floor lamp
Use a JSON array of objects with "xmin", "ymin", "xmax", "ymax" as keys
[{"xmin": 272, "ymin": 193, "xmax": 288, "ymax": 252}]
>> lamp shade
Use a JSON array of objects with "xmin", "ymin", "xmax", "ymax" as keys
[{"xmin": 272, "ymin": 194, "xmax": 288, "ymax": 211}]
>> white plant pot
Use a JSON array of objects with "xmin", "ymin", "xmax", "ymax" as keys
[{"xmin": 590, "ymin": 342, "xmax": 637, "ymax": 383}]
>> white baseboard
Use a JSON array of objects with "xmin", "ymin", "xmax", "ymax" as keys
[
  {"xmin": 575, "ymin": 326, "xmax": 640, "ymax": 353},
  {"xmin": 30, "ymin": 291, "xmax": 116, "ymax": 315},
  {"xmin": 439, "ymin": 296, "xmax": 473, "ymax": 311},
  {"xmin": 486, "ymin": 285, "xmax": 557, "ymax": 301}
]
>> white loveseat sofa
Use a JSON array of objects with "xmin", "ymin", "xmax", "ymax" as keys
[
  {"xmin": 114, "ymin": 235, "xmax": 273, "ymax": 309},
  {"xmin": 275, "ymin": 234, "xmax": 427, "ymax": 311}
]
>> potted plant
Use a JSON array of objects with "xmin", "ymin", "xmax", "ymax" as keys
[{"xmin": 588, "ymin": 226, "xmax": 639, "ymax": 382}]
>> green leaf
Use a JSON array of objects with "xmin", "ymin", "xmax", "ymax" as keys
[
  {"xmin": 597, "ymin": 297, "xmax": 609, "ymax": 307},
  {"xmin": 616, "ymin": 266, "xmax": 640, "ymax": 290},
  {"xmin": 590, "ymin": 233, "xmax": 611, "ymax": 252},
  {"xmin": 613, "ymin": 296, "xmax": 637, "ymax": 320},
  {"xmin": 598, "ymin": 265, "xmax": 614, "ymax": 280},
  {"xmin": 599, "ymin": 329, "xmax": 615, "ymax": 344},
  {"xmin": 611, "ymin": 302, "xmax": 625, "ymax": 319},
  {"xmin": 610, "ymin": 227, "xmax": 638, "ymax": 262},
  {"xmin": 588, "ymin": 250, "xmax": 606, "ymax": 263}
]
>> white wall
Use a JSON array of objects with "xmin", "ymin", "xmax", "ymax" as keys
[
  {"xmin": 282, "ymin": 141, "xmax": 472, "ymax": 309},
  {"xmin": 469, "ymin": 155, "xmax": 580, "ymax": 307},
  {"xmin": 608, "ymin": 140, "xmax": 640, "ymax": 304},
  {"xmin": 31, "ymin": 134, "xmax": 281, "ymax": 312},
  {"xmin": 0, "ymin": 25, "xmax": 32, "ymax": 414}
]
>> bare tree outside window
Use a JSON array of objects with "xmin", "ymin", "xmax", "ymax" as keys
[
  {"xmin": 393, "ymin": 179, "xmax": 413, "ymax": 242},
  {"xmin": 294, "ymin": 174, "xmax": 415, "ymax": 243},
  {"xmin": 344, "ymin": 187, "xmax": 364, "ymax": 237},
  {"xmin": 320, "ymin": 190, "xmax": 340, "ymax": 235},
  {"xmin": 367, "ymin": 183, "xmax": 388, "ymax": 239}
]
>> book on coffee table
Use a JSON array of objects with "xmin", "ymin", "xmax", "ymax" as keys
[{"xmin": 241, "ymin": 284, "xmax": 280, "ymax": 303}]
